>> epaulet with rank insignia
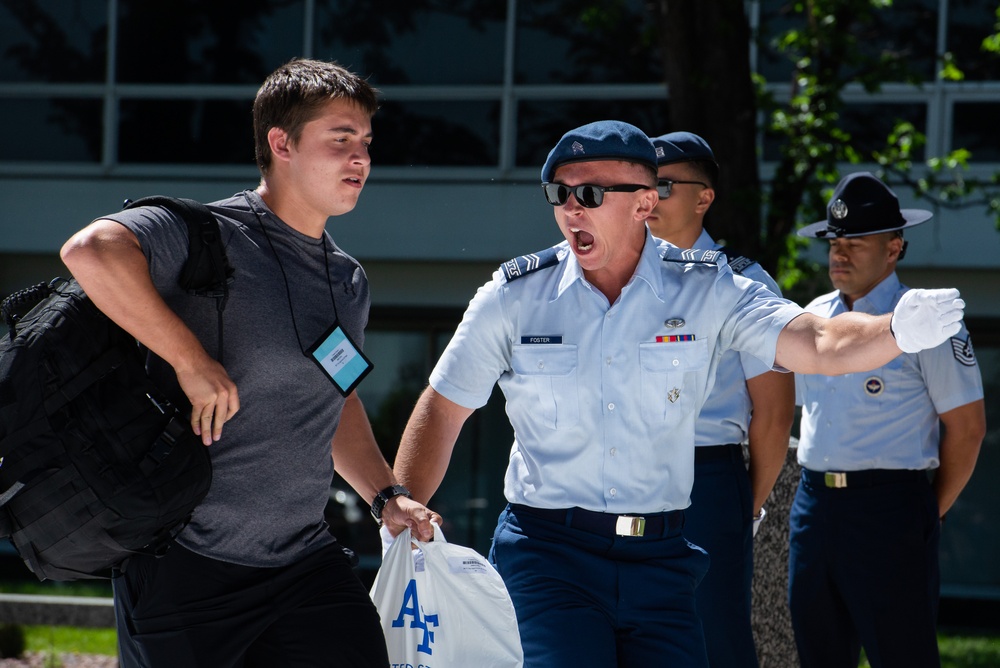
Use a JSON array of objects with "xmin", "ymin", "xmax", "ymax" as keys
[
  {"xmin": 718, "ymin": 246, "xmax": 758, "ymax": 276},
  {"xmin": 661, "ymin": 247, "xmax": 725, "ymax": 266},
  {"xmin": 500, "ymin": 246, "xmax": 561, "ymax": 281}
]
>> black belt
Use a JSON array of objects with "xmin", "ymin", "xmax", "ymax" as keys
[
  {"xmin": 510, "ymin": 504, "xmax": 683, "ymax": 538},
  {"xmin": 695, "ymin": 443, "xmax": 743, "ymax": 464},
  {"xmin": 802, "ymin": 467, "xmax": 927, "ymax": 489}
]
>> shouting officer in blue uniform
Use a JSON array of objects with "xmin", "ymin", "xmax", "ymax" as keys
[
  {"xmin": 390, "ymin": 123, "xmax": 968, "ymax": 667},
  {"xmin": 646, "ymin": 131, "xmax": 795, "ymax": 668},
  {"xmin": 790, "ymin": 172, "xmax": 986, "ymax": 668}
]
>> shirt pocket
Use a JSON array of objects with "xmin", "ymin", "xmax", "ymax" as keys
[
  {"xmin": 510, "ymin": 344, "xmax": 580, "ymax": 429},
  {"xmin": 639, "ymin": 340, "xmax": 708, "ymax": 424}
]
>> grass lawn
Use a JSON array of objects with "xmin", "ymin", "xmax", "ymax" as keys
[
  {"xmin": 858, "ymin": 632, "xmax": 1000, "ymax": 668},
  {"xmin": 22, "ymin": 625, "xmax": 118, "ymax": 657}
]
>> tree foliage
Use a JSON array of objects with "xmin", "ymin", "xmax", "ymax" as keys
[{"xmin": 648, "ymin": 0, "xmax": 1000, "ymax": 289}]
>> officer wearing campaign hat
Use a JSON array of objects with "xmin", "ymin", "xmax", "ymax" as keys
[
  {"xmin": 790, "ymin": 171, "xmax": 985, "ymax": 667},
  {"xmin": 647, "ymin": 130, "xmax": 794, "ymax": 668},
  {"xmin": 391, "ymin": 124, "xmax": 970, "ymax": 668}
]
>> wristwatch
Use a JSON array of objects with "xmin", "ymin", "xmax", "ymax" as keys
[{"xmin": 371, "ymin": 484, "xmax": 411, "ymax": 522}]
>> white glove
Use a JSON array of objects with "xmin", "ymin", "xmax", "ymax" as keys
[
  {"xmin": 752, "ymin": 506, "xmax": 766, "ymax": 538},
  {"xmin": 890, "ymin": 288, "xmax": 964, "ymax": 354}
]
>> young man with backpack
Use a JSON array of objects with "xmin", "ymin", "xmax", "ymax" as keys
[{"xmin": 60, "ymin": 58, "xmax": 440, "ymax": 667}]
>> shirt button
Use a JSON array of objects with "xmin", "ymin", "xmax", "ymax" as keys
[
  {"xmin": 537, "ymin": 361, "xmax": 544, "ymax": 369},
  {"xmin": 607, "ymin": 402, "xmax": 615, "ymax": 411},
  {"xmin": 610, "ymin": 487, "xmax": 617, "ymax": 497},
  {"xmin": 610, "ymin": 447, "xmax": 617, "ymax": 457},
  {"xmin": 606, "ymin": 357, "xmax": 613, "ymax": 365}
]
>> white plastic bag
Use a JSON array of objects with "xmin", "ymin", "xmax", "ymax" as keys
[{"xmin": 370, "ymin": 523, "xmax": 523, "ymax": 668}]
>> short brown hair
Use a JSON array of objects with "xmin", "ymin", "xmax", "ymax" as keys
[{"xmin": 253, "ymin": 58, "xmax": 379, "ymax": 175}]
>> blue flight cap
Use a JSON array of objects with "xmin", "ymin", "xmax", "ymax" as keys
[
  {"xmin": 541, "ymin": 120, "xmax": 657, "ymax": 183},
  {"xmin": 651, "ymin": 131, "xmax": 718, "ymax": 167}
]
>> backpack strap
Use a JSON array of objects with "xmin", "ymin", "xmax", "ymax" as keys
[
  {"xmin": 122, "ymin": 196, "xmax": 234, "ymax": 362},
  {"xmin": 1, "ymin": 280, "xmax": 59, "ymax": 340}
]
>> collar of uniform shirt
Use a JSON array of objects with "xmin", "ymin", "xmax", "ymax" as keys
[
  {"xmin": 841, "ymin": 272, "xmax": 901, "ymax": 315},
  {"xmin": 555, "ymin": 231, "xmax": 667, "ymax": 303}
]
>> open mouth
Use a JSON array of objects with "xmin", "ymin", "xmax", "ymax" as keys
[{"xmin": 570, "ymin": 227, "xmax": 595, "ymax": 252}]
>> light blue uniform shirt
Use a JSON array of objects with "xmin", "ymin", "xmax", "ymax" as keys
[
  {"xmin": 796, "ymin": 273, "xmax": 984, "ymax": 472},
  {"xmin": 688, "ymin": 229, "xmax": 784, "ymax": 447},
  {"xmin": 430, "ymin": 232, "xmax": 802, "ymax": 514}
]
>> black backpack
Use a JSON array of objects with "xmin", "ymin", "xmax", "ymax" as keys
[{"xmin": 0, "ymin": 196, "xmax": 233, "ymax": 581}]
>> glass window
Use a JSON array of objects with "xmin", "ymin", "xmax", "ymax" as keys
[
  {"xmin": 947, "ymin": 0, "xmax": 1000, "ymax": 81},
  {"xmin": 118, "ymin": 99, "xmax": 254, "ymax": 164},
  {"xmin": 841, "ymin": 102, "xmax": 928, "ymax": 161},
  {"xmin": 0, "ymin": 0, "xmax": 107, "ymax": 83},
  {"xmin": 1, "ymin": 98, "xmax": 102, "ymax": 161},
  {"xmin": 952, "ymin": 102, "xmax": 1000, "ymax": 161},
  {"xmin": 116, "ymin": 0, "xmax": 304, "ymax": 84},
  {"xmin": 514, "ymin": 0, "xmax": 661, "ymax": 85},
  {"xmin": 314, "ymin": 1, "xmax": 507, "ymax": 85},
  {"xmin": 760, "ymin": 102, "xmax": 927, "ymax": 162},
  {"xmin": 516, "ymin": 99, "xmax": 671, "ymax": 169},
  {"xmin": 371, "ymin": 100, "xmax": 500, "ymax": 166},
  {"xmin": 755, "ymin": 0, "xmax": 937, "ymax": 83}
]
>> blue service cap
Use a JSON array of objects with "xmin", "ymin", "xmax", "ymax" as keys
[
  {"xmin": 541, "ymin": 120, "xmax": 657, "ymax": 183},
  {"xmin": 651, "ymin": 131, "xmax": 717, "ymax": 166}
]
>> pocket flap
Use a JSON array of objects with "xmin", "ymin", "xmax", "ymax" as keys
[{"xmin": 511, "ymin": 344, "xmax": 578, "ymax": 376}]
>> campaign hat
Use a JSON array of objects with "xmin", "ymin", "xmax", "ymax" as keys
[{"xmin": 798, "ymin": 171, "xmax": 932, "ymax": 238}]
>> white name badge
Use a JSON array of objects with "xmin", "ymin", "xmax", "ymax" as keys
[{"xmin": 306, "ymin": 322, "xmax": 374, "ymax": 396}]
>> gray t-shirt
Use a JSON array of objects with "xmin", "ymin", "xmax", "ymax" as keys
[{"xmin": 103, "ymin": 190, "xmax": 370, "ymax": 567}]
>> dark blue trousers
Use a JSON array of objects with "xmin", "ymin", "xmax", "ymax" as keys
[
  {"xmin": 684, "ymin": 444, "xmax": 758, "ymax": 668},
  {"xmin": 489, "ymin": 504, "xmax": 710, "ymax": 668},
  {"xmin": 113, "ymin": 542, "xmax": 388, "ymax": 668},
  {"xmin": 788, "ymin": 468, "xmax": 941, "ymax": 668}
]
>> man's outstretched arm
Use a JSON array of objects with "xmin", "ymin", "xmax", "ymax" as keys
[{"xmin": 775, "ymin": 289, "xmax": 963, "ymax": 376}]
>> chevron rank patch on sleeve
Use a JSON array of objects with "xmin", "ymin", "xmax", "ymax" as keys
[
  {"xmin": 950, "ymin": 335, "xmax": 977, "ymax": 366},
  {"xmin": 661, "ymin": 247, "xmax": 725, "ymax": 266},
  {"xmin": 501, "ymin": 246, "xmax": 561, "ymax": 281}
]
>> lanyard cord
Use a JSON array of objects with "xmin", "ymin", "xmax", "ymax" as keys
[{"xmin": 244, "ymin": 192, "xmax": 340, "ymax": 353}]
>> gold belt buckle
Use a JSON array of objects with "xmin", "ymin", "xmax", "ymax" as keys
[
  {"xmin": 824, "ymin": 472, "xmax": 848, "ymax": 488},
  {"xmin": 615, "ymin": 516, "xmax": 645, "ymax": 537}
]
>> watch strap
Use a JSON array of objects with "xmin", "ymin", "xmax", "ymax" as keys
[{"xmin": 371, "ymin": 484, "xmax": 411, "ymax": 521}]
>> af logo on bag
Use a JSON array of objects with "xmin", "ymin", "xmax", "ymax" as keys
[
  {"xmin": 392, "ymin": 578, "xmax": 440, "ymax": 655},
  {"xmin": 371, "ymin": 524, "xmax": 523, "ymax": 668}
]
